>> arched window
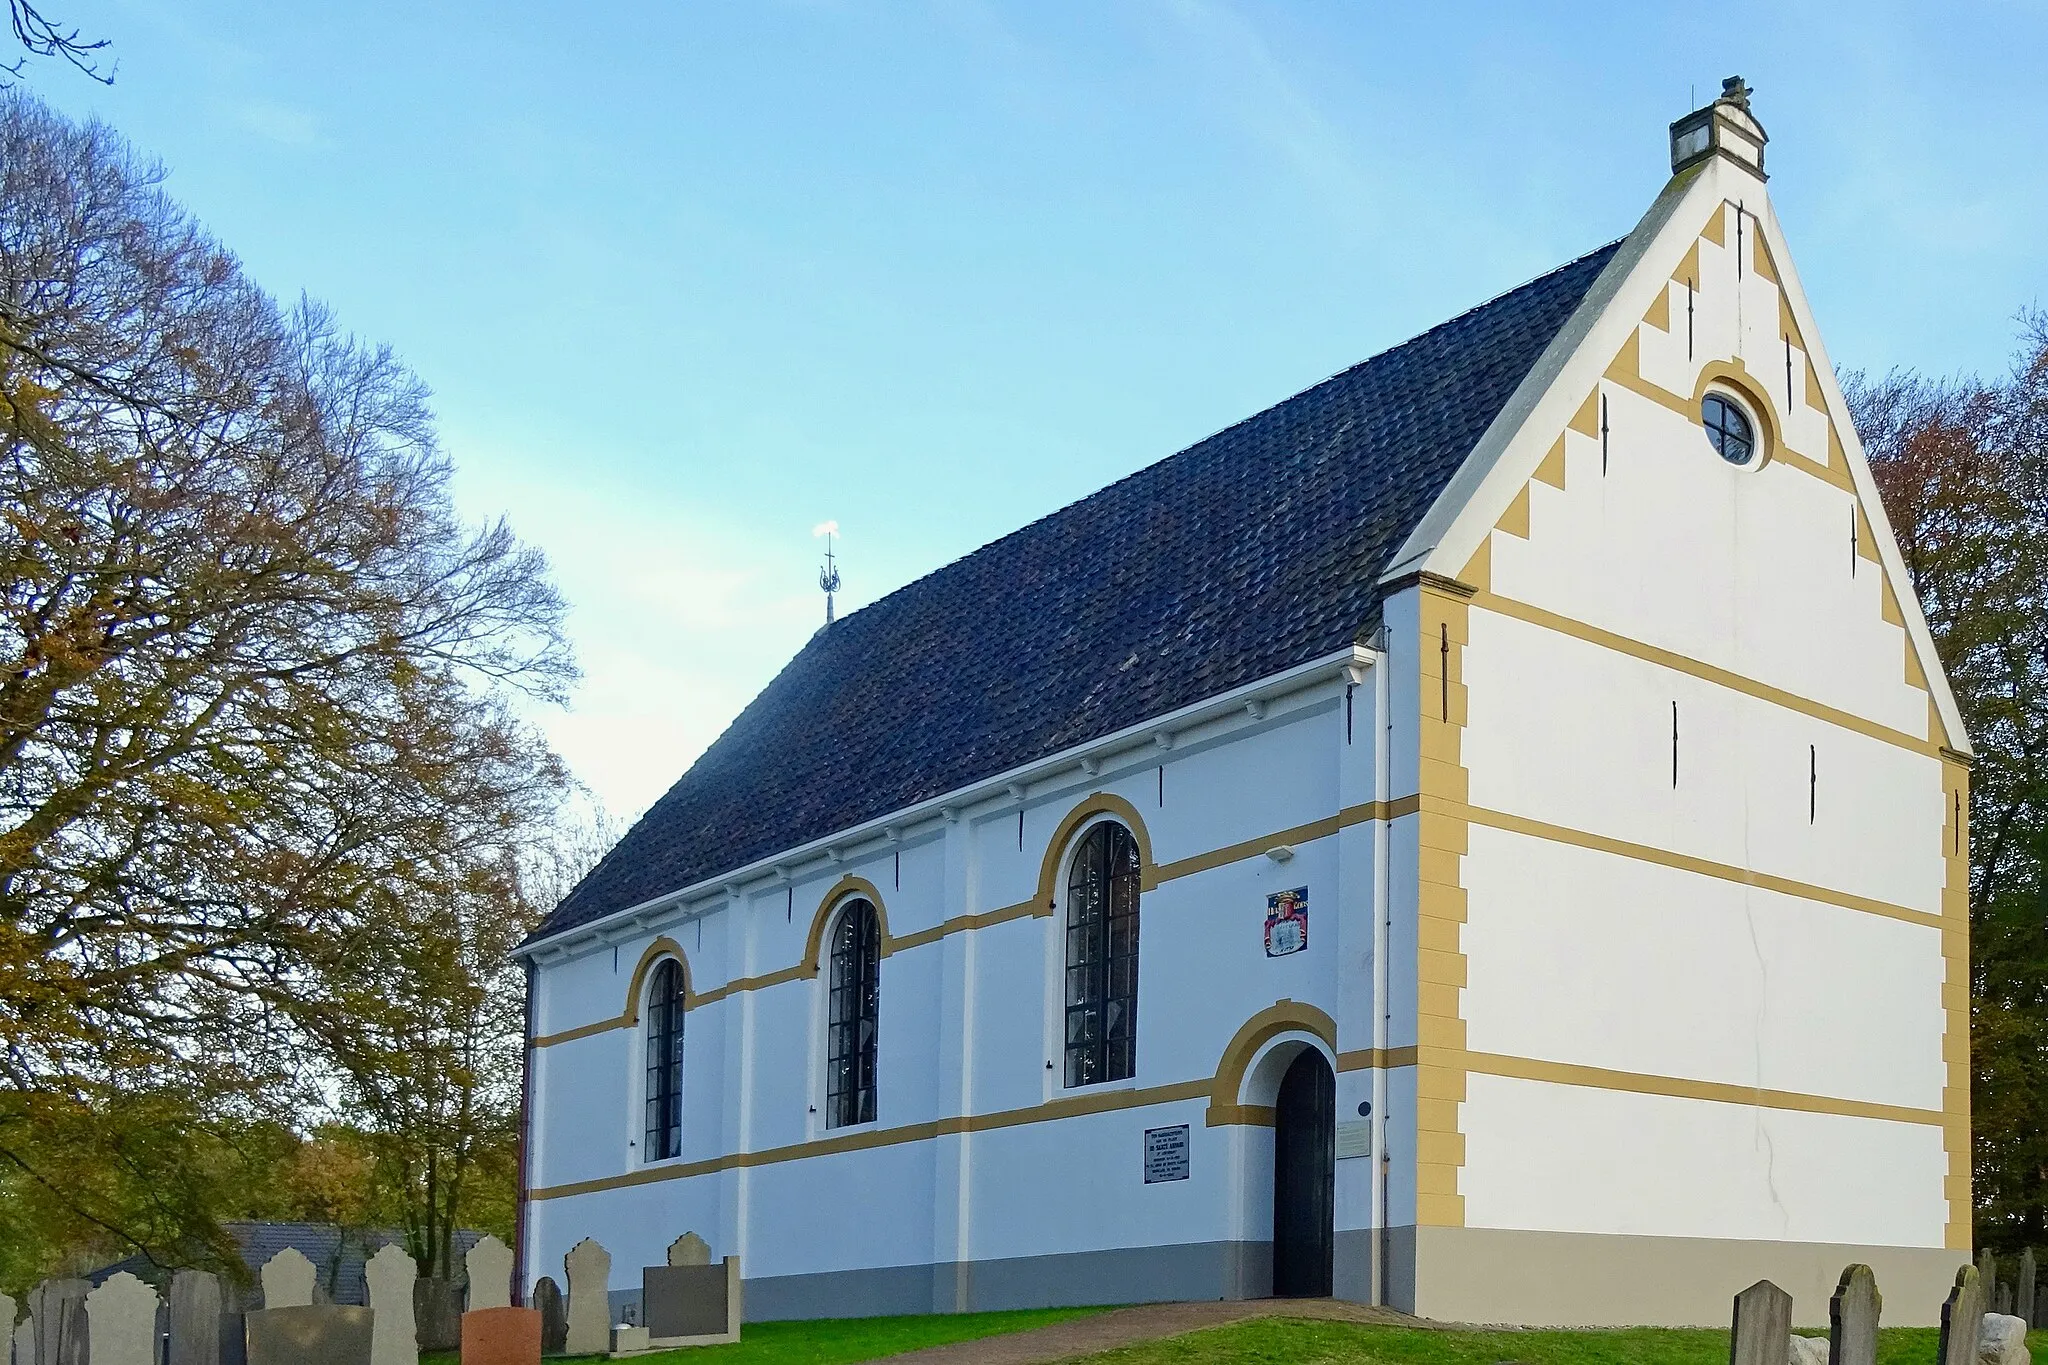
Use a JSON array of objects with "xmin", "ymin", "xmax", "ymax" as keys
[
  {"xmin": 825, "ymin": 899, "xmax": 881, "ymax": 1128},
  {"xmin": 1064, "ymin": 821, "xmax": 1141, "ymax": 1087},
  {"xmin": 644, "ymin": 959, "xmax": 685, "ymax": 1160}
]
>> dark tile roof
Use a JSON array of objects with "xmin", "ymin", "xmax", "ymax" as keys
[{"xmin": 537, "ymin": 240, "xmax": 1621, "ymax": 941}]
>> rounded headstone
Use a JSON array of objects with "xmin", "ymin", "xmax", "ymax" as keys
[
  {"xmin": 1940, "ymin": 1264, "xmax": 1987, "ymax": 1365},
  {"xmin": 667, "ymin": 1233, "xmax": 710, "ymax": 1269},
  {"xmin": 529, "ymin": 1278, "xmax": 566, "ymax": 1356},
  {"xmin": 1827, "ymin": 1263, "xmax": 1880, "ymax": 1365}
]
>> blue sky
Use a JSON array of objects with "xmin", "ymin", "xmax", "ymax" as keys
[{"xmin": 29, "ymin": 1, "xmax": 2048, "ymax": 819}]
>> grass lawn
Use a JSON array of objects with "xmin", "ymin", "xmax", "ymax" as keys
[
  {"xmin": 419, "ymin": 1305, "xmax": 1105, "ymax": 1365},
  {"xmin": 1065, "ymin": 1318, "xmax": 2048, "ymax": 1365}
]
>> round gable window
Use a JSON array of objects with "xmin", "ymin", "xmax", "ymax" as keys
[{"xmin": 1701, "ymin": 392, "xmax": 1757, "ymax": 466}]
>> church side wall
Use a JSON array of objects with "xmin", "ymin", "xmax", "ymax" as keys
[
  {"xmin": 522, "ymin": 671, "xmax": 1393, "ymax": 1318},
  {"xmin": 1406, "ymin": 171, "xmax": 1967, "ymax": 1326}
]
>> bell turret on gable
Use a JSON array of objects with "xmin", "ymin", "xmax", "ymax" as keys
[{"xmin": 1669, "ymin": 75, "xmax": 1768, "ymax": 179}]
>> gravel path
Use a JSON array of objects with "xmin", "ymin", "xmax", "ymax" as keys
[{"xmin": 864, "ymin": 1298, "xmax": 1434, "ymax": 1365}]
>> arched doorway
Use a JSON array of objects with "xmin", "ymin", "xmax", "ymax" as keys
[{"xmin": 1271, "ymin": 1048, "xmax": 1334, "ymax": 1297}]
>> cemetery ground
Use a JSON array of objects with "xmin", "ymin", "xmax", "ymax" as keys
[
  {"xmin": 418, "ymin": 1306, "xmax": 1104, "ymax": 1365},
  {"xmin": 412, "ymin": 1313, "xmax": 2048, "ymax": 1365}
]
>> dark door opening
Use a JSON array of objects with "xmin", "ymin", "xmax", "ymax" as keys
[{"xmin": 1272, "ymin": 1048, "xmax": 1335, "ymax": 1297}]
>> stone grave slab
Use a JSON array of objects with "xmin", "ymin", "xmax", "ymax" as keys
[
  {"xmin": 363, "ymin": 1244, "xmax": 416, "ymax": 1365},
  {"xmin": 1827, "ymin": 1263, "xmax": 1879, "ymax": 1365},
  {"xmin": 1939, "ymin": 1264, "xmax": 1987, "ymax": 1365},
  {"xmin": 259, "ymin": 1250, "xmax": 316, "ymax": 1311},
  {"xmin": 1730, "ymin": 1279, "xmax": 1793, "ymax": 1365},
  {"xmin": 412, "ymin": 1279, "xmax": 460, "ymax": 1353},
  {"xmin": 666, "ymin": 1234, "xmax": 709, "ymax": 1268},
  {"xmin": 13, "ymin": 1315, "xmax": 34, "ymax": 1365},
  {"xmin": 244, "ymin": 1306, "xmax": 372, "ymax": 1365},
  {"xmin": 459, "ymin": 1307, "xmax": 541, "ymax": 1365},
  {"xmin": 30, "ymin": 1278, "xmax": 90, "ymax": 1365},
  {"xmin": 561, "ymin": 1240, "xmax": 610, "ymax": 1356},
  {"xmin": 85, "ymin": 1272, "xmax": 161, "ymax": 1365},
  {"xmin": 168, "ymin": 1269, "xmax": 223, "ymax": 1365},
  {"xmin": 2019, "ymin": 1248, "xmax": 2037, "ymax": 1331},
  {"xmin": 465, "ymin": 1236, "xmax": 513, "ymax": 1312},
  {"xmin": 529, "ymin": 1278, "xmax": 565, "ymax": 1356}
]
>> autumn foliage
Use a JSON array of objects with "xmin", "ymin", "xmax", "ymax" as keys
[{"xmin": 0, "ymin": 93, "xmax": 577, "ymax": 1281}]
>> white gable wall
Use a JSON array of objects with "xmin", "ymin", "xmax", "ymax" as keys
[{"xmin": 1386, "ymin": 151, "xmax": 1968, "ymax": 1325}]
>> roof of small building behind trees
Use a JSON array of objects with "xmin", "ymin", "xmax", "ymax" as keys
[
  {"xmin": 538, "ymin": 238, "xmax": 1622, "ymax": 939},
  {"xmin": 88, "ymin": 1222, "xmax": 487, "ymax": 1305}
]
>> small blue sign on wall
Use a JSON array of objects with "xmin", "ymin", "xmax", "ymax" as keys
[{"xmin": 1265, "ymin": 886, "xmax": 1309, "ymax": 957}]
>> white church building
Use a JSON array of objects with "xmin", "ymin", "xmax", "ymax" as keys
[{"xmin": 514, "ymin": 82, "xmax": 1973, "ymax": 1326}]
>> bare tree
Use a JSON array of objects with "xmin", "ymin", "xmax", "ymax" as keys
[{"xmin": 4, "ymin": 2, "xmax": 110, "ymax": 84}]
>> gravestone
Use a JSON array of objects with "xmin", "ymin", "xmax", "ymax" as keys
[
  {"xmin": 168, "ymin": 1269, "xmax": 223, "ymax": 1365},
  {"xmin": 1995, "ymin": 1283, "xmax": 2014, "ymax": 1315},
  {"xmin": 410, "ymin": 1279, "xmax": 460, "ymax": 1354},
  {"xmin": 1788, "ymin": 1338, "xmax": 1827, "ymax": 1365},
  {"xmin": 561, "ymin": 1240, "xmax": 610, "ymax": 1357},
  {"xmin": 1730, "ymin": 1279, "xmax": 1793, "ymax": 1365},
  {"xmin": 30, "ymin": 1279, "xmax": 91, "ymax": 1365},
  {"xmin": 85, "ymin": 1272, "xmax": 161, "ymax": 1365},
  {"xmin": 667, "ymin": 1233, "xmax": 710, "ymax": 1268},
  {"xmin": 14, "ymin": 1315, "xmax": 34, "ymax": 1365},
  {"xmin": 1980, "ymin": 1315, "xmax": 2029, "ymax": 1365},
  {"xmin": 54, "ymin": 1296, "xmax": 87, "ymax": 1365},
  {"xmin": 1980, "ymin": 1250, "xmax": 1999, "ymax": 1306},
  {"xmin": 258, "ymin": 1249, "xmax": 315, "ymax": 1311},
  {"xmin": 2019, "ymin": 1249, "xmax": 2037, "ymax": 1331},
  {"xmin": 243, "ymin": 1306, "xmax": 372, "ymax": 1365},
  {"xmin": 529, "ymin": 1278, "xmax": 566, "ymax": 1356},
  {"xmin": 1938, "ymin": 1264, "xmax": 1987, "ymax": 1365},
  {"xmin": 458, "ymin": 1307, "xmax": 540, "ymax": 1365},
  {"xmin": 363, "ymin": 1245, "xmax": 417, "ymax": 1365},
  {"xmin": 0, "ymin": 1296, "xmax": 11, "ymax": 1365},
  {"xmin": 465, "ymin": 1236, "xmax": 513, "ymax": 1312},
  {"xmin": 1827, "ymin": 1263, "xmax": 1880, "ymax": 1365}
]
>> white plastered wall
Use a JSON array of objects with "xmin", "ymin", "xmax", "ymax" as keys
[
  {"xmin": 524, "ymin": 676, "xmax": 1393, "ymax": 1305},
  {"xmin": 1399, "ymin": 153, "xmax": 1957, "ymax": 1253}
]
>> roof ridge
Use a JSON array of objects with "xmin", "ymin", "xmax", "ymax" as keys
[
  {"xmin": 537, "ymin": 235, "xmax": 1623, "ymax": 938},
  {"xmin": 818, "ymin": 240, "xmax": 1628, "ymax": 638}
]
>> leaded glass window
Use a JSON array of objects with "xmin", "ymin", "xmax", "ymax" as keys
[
  {"xmin": 1064, "ymin": 822, "xmax": 1141, "ymax": 1087},
  {"xmin": 825, "ymin": 899, "xmax": 881, "ymax": 1128},
  {"xmin": 643, "ymin": 959, "xmax": 684, "ymax": 1160},
  {"xmin": 1702, "ymin": 392, "xmax": 1756, "ymax": 465}
]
